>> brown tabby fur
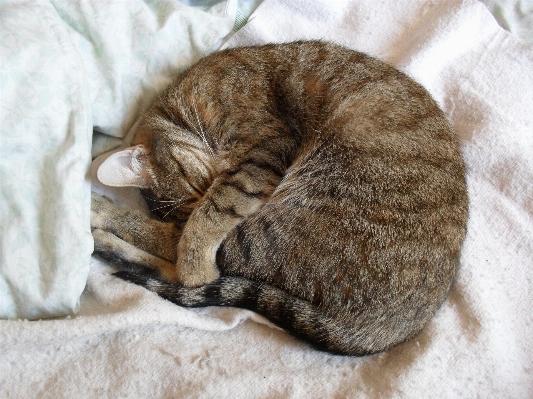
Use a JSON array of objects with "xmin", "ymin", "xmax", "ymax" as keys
[{"xmin": 91, "ymin": 41, "xmax": 468, "ymax": 356}]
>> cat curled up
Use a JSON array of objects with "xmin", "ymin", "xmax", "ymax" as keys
[{"xmin": 91, "ymin": 41, "xmax": 468, "ymax": 356}]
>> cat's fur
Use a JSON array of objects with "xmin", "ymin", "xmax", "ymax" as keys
[{"xmin": 91, "ymin": 41, "xmax": 468, "ymax": 356}]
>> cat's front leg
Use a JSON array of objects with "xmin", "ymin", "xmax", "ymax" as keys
[
  {"xmin": 91, "ymin": 192, "xmax": 182, "ymax": 280},
  {"xmin": 176, "ymin": 161, "xmax": 281, "ymax": 287}
]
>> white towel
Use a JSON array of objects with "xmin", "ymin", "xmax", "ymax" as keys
[{"xmin": 1, "ymin": 1, "xmax": 532, "ymax": 398}]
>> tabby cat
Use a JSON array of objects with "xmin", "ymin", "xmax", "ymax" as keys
[{"xmin": 91, "ymin": 41, "xmax": 468, "ymax": 356}]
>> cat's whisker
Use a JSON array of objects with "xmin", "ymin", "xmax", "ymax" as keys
[
  {"xmin": 161, "ymin": 200, "xmax": 186, "ymax": 220},
  {"xmin": 142, "ymin": 196, "xmax": 177, "ymax": 204},
  {"xmin": 141, "ymin": 193, "xmax": 158, "ymax": 201},
  {"xmin": 177, "ymin": 93, "xmax": 199, "ymax": 138},
  {"xmin": 150, "ymin": 203, "xmax": 176, "ymax": 212},
  {"xmin": 191, "ymin": 95, "xmax": 216, "ymax": 160},
  {"xmin": 150, "ymin": 199, "xmax": 178, "ymax": 203}
]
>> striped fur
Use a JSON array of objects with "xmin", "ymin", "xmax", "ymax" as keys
[
  {"xmin": 113, "ymin": 272, "xmax": 374, "ymax": 355},
  {"xmin": 92, "ymin": 41, "xmax": 468, "ymax": 356}
]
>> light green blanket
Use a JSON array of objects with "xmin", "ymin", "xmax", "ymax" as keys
[{"xmin": 0, "ymin": 0, "xmax": 237, "ymax": 319}]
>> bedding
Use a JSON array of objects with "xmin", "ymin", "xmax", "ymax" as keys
[
  {"xmin": 0, "ymin": 0, "xmax": 236, "ymax": 319},
  {"xmin": 1, "ymin": 0, "xmax": 532, "ymax": 397},
  {"xmin": 0, "ymin": 0, "xmax": 93, "ymax": 319}
]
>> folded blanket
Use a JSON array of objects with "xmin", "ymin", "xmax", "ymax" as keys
[
  {"xmin": 0, "ymin": 0, "xmax": 93, "ymax": 319},
  {"xmin": 0, "ymin": 0, "xmax": 236, "ymax": 319},
  {"xmin": 1, "ymin": 0, "xmax": 531, "ymax": 398},
  {"xmin": 481, "ymin": 0, "xmax": 533, "ymax": 42}
]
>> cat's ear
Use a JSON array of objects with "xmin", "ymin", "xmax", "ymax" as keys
[{"xmin": 97, "ymin": 145, "xmax": 152, "ymax": 188}]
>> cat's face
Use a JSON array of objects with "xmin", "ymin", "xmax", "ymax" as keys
[{"xmin": 97, "ymin": 122, "xmax": 214, "ymax": 220}]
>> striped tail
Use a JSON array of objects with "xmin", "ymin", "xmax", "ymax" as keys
[{"xmin": 113, "ymin": 271, "xmax": 365, "ymax": 356}]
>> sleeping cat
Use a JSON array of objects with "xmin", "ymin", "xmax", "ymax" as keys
[{"xmin": 91, "ymin": 41, "xmax": 468, "ymax": 356}]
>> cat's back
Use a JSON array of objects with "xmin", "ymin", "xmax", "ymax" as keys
[
  {"xmin": 145, "ymin": 41, "xmax": 467, "ymax": 353},
  {"xmin": 213, "ymin": 42, "xmax": 468, "ymax": 351}
]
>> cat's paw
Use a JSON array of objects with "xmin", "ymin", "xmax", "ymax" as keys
[
  {"xmin": 177, "ymin": 261, "xmax": 220, "ymax": 287},
  {"xmin": 175, "ymin": 239, "xmax": 220, "ymax": 287},
  {"xmin": 91, "ymin": 192, "xmax": 116, "ymax": 230}
]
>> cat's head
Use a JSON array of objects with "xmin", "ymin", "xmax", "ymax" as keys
[{"xmin": 97, "ymin": 122, "xmax": 216, "ymax": 218}]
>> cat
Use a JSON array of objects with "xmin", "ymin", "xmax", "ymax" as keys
[{"xmin": 91, "ymin": 40, "xmax": 468, "ymax": 356}]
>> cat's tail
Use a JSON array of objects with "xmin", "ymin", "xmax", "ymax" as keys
[{"xmin": 114, "ymin": 271, "xmax": 366, "ymax": 356}]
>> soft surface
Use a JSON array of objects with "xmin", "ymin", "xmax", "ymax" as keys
[
  {"xmin": 481, "ymin": 0, "xmax": 533, "ymax": 42},
  {"xmin": 1, "ymin": 0, "xmax": 532, "ymax": 397},
  {"xmin": 0, "ymin": 0, "xmax": 93, "ymax": 319},
  {"xmin": 0, "ymin": 0, "xmax": 236, "ymax": 319}
]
